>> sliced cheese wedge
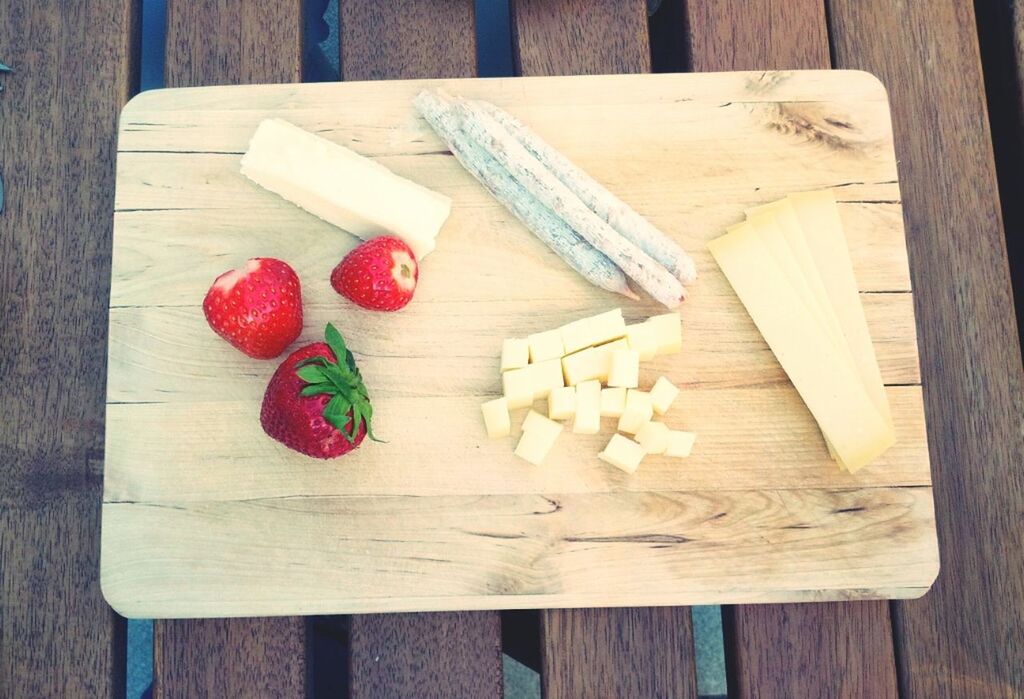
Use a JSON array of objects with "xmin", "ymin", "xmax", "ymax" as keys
[
  {"xmin": 241, "ymin": 118, "xmax": 451, "ymax": 259},
  {"xmin": 708, "ymin": 223, "xmax": 894, "ymax": 471}
]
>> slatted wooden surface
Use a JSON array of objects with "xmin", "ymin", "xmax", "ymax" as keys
[
  {"xmin": 2, "ymin": 0, "xmax": 1023, "ymax": 697},
  {"xmin": 151, "ymin": 1, "xmax": 310, "ymax": 697}
]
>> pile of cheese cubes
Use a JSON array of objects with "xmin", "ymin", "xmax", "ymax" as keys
[{"xmin": 480, "ymin": 308, "xmax": 697, "ymax": 473}]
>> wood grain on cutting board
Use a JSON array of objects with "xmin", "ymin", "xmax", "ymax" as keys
[{"xmin": 101, "ymin": 71, "xmax": 937, "ymax": 618}]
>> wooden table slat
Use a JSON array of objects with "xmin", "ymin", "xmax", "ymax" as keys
[
  {"xmin": 338, "ymin": 3, "xmax": 503, "ymax": 697},
  {"xmin": 153, "ymin": 2, "xmax": 309, "ymax": 697},
  {"xmin": 509, "ymin": 3, "xmax": 698, "ymax": 696},
  {"xmin": 681, "ymin": 2, "xmax": 902, "ymax": 697},
  {"xmin": 0, "ymin": 1, "xmax": 137, "ymax": 696},
  {"xmin": 829, "ymin": 1, "xmax": 1024, "ymax": 695}
]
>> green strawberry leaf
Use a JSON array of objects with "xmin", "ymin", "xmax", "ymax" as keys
[
  {"xmin": 324, "ymin": 323, "xmax": 348, "ymax": 364},
  {"xmin": 296, "ymin": 365, "xmax": 328, "ymax": 384},
  {"xmin": 300, "ymin": 382, "xmax": 336, "ymax": 397}
]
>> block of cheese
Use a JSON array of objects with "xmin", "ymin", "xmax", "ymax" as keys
[
  {"xmin": 480, "ymin": 397, "xmax": 511, "ymax": 438},
  {"xmin": 548, "ymin": 385, "xmax": 576, "ymax": 420},
  {"xmin": 515, "ymin": 410, "xmax": 563, "ymax": 465},
  {"xmin": 503, "ymin": 358, "xmax": 565, "ymax": 402},
  {"xmin": 788, "ymin": 190, "xmax": 893, "ymax": 429},
  {"xmin": 646, "ymin": 313, "xmax": 682, "ymax": 354},
  {"xmin": 635, "ymin": 421, "xmax": 671, "ymax": 454},
  {"xmin": 600, "ymin": 387, "xmax": 627, "ymax": 418},
  {"xmin": 617, "ymin": 389, "xmax": 653, "ymax": 434},
  {"xmin": 561, "ymin": 338, "xmax": 629, "ymax": 386},
  {"xmin": 599, "ymin": 434, "xmax": 646, "ymax": 474},
  {"xmin": 528, "ymin": 329, "xmax": 564, "ymax": 363},
  {"xmin": 665, "ymin": 430, "xmax": 697, "ymax": 458},
  {"xmin": 560, "ymin": 309, "xmax": 626, "ymax": 354},
  {"xmin": 708, "ymin": 222, "xmax": 894, "ymax": 471},
  {"xmin": 625, "ymin": 322, "xmax": 659, "ymax": 361},
  {"xmin": 501, "ymin": 338, "xmax": 530, "ymax": 372},
  {"xmin": 241, "ymin": 118, "xmax": 451, "ymax": 260},
  {"xmin": 649, "ymin": 376, "xmax": 679, "ymax": 416},
  {"xmin": 572, "ymin": 380, "xmax": 601, "ymax": 434},
  {"xmin": 607, "ymin": 349, "xmax": 640, "ymax": 388}
]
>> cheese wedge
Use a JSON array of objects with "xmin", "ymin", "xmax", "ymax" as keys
[
  {"xmin": 241, "ymin": 118, "xmax": 451, "ymax": 259},
  {"xmin": 708, "ymin": 223, "xmax": 893, "ymax": 471}
]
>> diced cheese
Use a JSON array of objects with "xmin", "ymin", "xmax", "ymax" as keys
[
  {"xmin": 625, "ymin": 322, "xmax": 659, "ymax": 361},
  {"xmin": 501, "ymin": 338, "xmax": 530, "ymax": 372},
  {"xmin": 572, "ymin": 380, "xmax": 602, "ymax": 434},
  {"xmin": 634, "ymin": 421, "xmax": 671, "ymax": 454},
  {"xmin": 561, "ymin": 338, "xmax": 629, "ymax": 386},
  {"xmin": 600, "ymin": 387, "xmax": 627, "ymax": 418},
  {"xmin": 665, "ymin": 430, "xmax": 697, "ymax": 458},
  {"xmin": 240, "ymin": 119, "xmax": 451, "ymax": 260},
  {"xmin": 503, "ymin": 359, "xmax": 565, "ymax": 403},
  {"xmin": 559, "ymin": 308, "xmax": 626, "ymax": 354},
  {"xmin": 607, "ymin": 349, "xmax": 640, "ymax": 388},
  {"xmin": 599, "ymin": 434, "xmax": 646, "ymax": 474},
  {"xmin": 649, "ymin": 376, "xmax": 680, "ymax": 415},
  {"xmin": 617, "ymin": 389, "xmax": 653, "ymax": 434},
  {"xmin": 480, "ymin": 397, "xmax": 511, "ymax": 438},
  {"xmin": 646, "ymin": 313, "xmax": 682, "ymax": 354},
  {"xmin": 548, "ymin": 385, "xmax": 576, "ymax": 420},
  {"xmin": 528, "ymin": 329, "xmax": 565, "ymax": 363},
  {"xmin": 514, "ymin": 411, "xmax": 563, "ymax": 465},
  {"xmin": 708, "ymin": 221, "xmax": 893, "ymax": 471}
]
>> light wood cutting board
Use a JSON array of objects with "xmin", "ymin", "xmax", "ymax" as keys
[{"xmin": 101, "ymin": 71, "xmax": 938, "ymax": 618}]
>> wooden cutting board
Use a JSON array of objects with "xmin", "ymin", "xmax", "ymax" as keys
[{"xmin": 101, "ymin": 71, "xmax": 938, "ymax": 618}]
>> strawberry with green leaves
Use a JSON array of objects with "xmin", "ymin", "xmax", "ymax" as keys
[{"xmin": 260, "ymin": 324, "xmax": 379, "ymax": 459}]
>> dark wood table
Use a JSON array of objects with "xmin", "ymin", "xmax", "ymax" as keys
[{"xmin": 2, "ymin": 1, "xmax": 1022, "ymax": 697}]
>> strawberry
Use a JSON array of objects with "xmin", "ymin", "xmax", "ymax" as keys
[
  {"xmin": 260, "ymin": 323, "xmax": 378, "ymax": 459},
  {"xmin": 331, "ymin": 236, "xmax": 418, "ymax": 312},
  {"xmin": 203, "ymin": 258, "xmax": 303, "ymax": 359}
]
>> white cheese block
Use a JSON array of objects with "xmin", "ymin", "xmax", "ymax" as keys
[
  {"xmin": 599, "ymin": 434, "xmax": 646, "ymax": 474},
  {"xmin": 607, "ymin": 349, "xmax": 640, "ymax": 388},
  {"xmin": 503, "ymin": 358, "xmax": 565, "ymax": 402},
  {"xmin": 480, "ymin": 397, "xmax": 511, "ymax": 439},
  {"xmin": 572, "ymin": 380, "xmax": 602, "ymax": 434},
  {"xmin": 515, "ymin": 411, "xmax": 563, "ymax": 465},
  {"xmin": 665, "ymin": 430, "xmax": 697, "ymax": 458},
  {"xmin": 501, "ymin": 338, "xmax": 530, "ymax": 372},
  {"xmin": 646, "ymin": 313, "xmax": 682, "ymax": 354},
  {"xmin": 625, "ymin": 322, "xmax": 659, "ymax": 361},
  {"xmin": 600, "ymin": 387, "xmax": 627, "ymax": 418},
  {"xmin": 708, "ymin": 221, "xmax": 893, "ymax": 471},
  {"xmin": 561, "ymin": 338, "xmax": 629, "ymax": 386},
  {"xmin": 560, "ymin": 308, "xmax": 626, "ymax": 354},
  {"xmin": 634, "ymin": 421, "xmax": 671, "ymax": 454},
  {"xmin": 649, "ymin": 376, "xmax": 680, "ymax": 415},
  {"xmin": 241, "ymin": 118, "xmax": 451, "ymax": 260},
  {"xmin": 528, "ymin": 329, "xmax": 565, "ymax": 363},
  {"xmin": 617, "ymin": 389, "xmax": 653, "ymax": 434},
  {"xmin": 548, "ymin": 385, "xmax": 576, "ymax": 420}
]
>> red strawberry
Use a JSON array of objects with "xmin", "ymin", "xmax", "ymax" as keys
[
  {"xmin": 203, "ymin": 258, "xmax": 303, "ymax": 359},
  {"xmin": 331, "ymin": 236, "xmax": 418, "ymax": 312},
  {"xmin": 260, "ymin": 323, "xmax": 378, "ymax": 459}
]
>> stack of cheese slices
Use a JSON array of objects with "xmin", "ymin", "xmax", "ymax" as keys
[{"xmin": 709, "ymin": 190, "xmax": 894, "ymax": 472}]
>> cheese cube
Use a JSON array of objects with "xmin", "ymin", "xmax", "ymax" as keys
[
  {"xmin": 528, "ymin": 329, "xmax": 565, "ymax": 363},
  {"xmin": 560, "ymin": 308, "xmax": 626, "ymax": 354},
  {"xmin": 504, "ymin": 359, "xmax": 565, "ymax": 403},
  {"xmin": 501, "ymin": 338, "xmax": 530, "ymax": 372},
  {"xmin": 548, "ymin": 386, "xmax": 576, "ymax": 420},
  {"xmin": 529, "ymin": 358, "xmax": 566, "ymax": 399},
  {"xmin": 634, "ymin": 421, "xmax": 671, "ymax": 454},
  {"xmin": 480, "ymin": 397, "xmax": 511, "ymax": 438},
  {"xmin": 600, "ymin": 387, "xmax": 627, "ymax": 418},
  {"xmin": 502, "ymin": 368, "xmax": 534, "ymax": 409},
  {"xmin": 241, "ymin": 119, "xmax": 451, "ymax": 260},
  {"xmin": 617, "ymin": 389, "xmax": 653, "ymax": 434},
  {"xmin": 515, "ymin": 410, "xmax": 563, "ymax": 465},
  {"xmin": 561, "ymin": 338, "xmax": 629, "ymax": 386},
  {"xmin": 572, "ymin": 380, "xmax": 602, "ymax": 434},
  {"xmin": 625, "ymin": 322, "xmax": 659, "ymax": 361},
  {"xmin": 607, "ymin": 349, "xmax": 640, "ymax": 388},
  {"xmin": 599, "ymin": 433, "xmax": 646, "ymax": 474},
  {"xmin": 647, "ymin": 313, "xmax": 682, "ymax": 354},
  {"xmin": 649, "ymin": 376, "xmax": 680, "ymax": 415},
  {"xmin": 665, "ymin": 430, "xmax": 697, "ymax": 458}
]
